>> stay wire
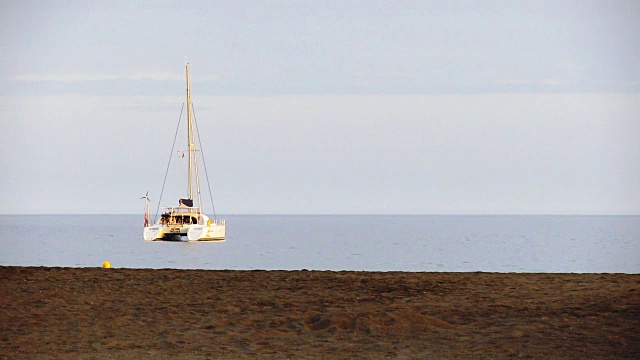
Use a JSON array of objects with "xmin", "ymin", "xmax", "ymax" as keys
[
  {"xmin": 191, "ymin": 104, "xmax": 218, "ymax": 220},
  {"xmin": 153, "ymin": 102, "xmax": 185, "ymax": 223}
]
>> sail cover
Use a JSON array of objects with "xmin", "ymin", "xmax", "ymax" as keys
[{"xmin": 179, "ymin": 199, "xmax": 193, "ymax": 207}]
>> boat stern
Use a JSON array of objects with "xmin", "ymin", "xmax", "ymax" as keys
[
  {"xmin": 187, "ymin": 219, "xmax": 226, "ymax": 241},
  {"xmin": 200, "ymin": 222, "xmax": 226, "ymax": 241},
  {"xmin": 143, "ymin": 225, "xmax": 164, "ymax": 241}
]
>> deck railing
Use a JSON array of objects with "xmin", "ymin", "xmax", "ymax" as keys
[{"xmin": 162, "ymin": 206, "xmax": 201, "ymax": 214}]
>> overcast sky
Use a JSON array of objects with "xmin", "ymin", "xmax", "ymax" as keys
[{"xmin": 1, "ymin": 0, "xmax": 639, "ymax": 214}]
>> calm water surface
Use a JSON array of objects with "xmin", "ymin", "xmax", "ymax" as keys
[{"xmin": 0, "ymin": 215, "xmax": 638, "ymax": 273}]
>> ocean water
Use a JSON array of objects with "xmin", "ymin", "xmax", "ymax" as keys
[{"xmin": 0, "ymin": 215, "xmax": 638, "ymax": 273}]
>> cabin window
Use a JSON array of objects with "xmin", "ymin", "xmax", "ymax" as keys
[{"xmin": 158, "ymin": 214, "xmax": 198, "ymax": 225}]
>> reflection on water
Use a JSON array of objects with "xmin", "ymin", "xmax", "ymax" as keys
[{"xmin": 0, "ymin": 215, "xmax": 638, "ymax": 273}]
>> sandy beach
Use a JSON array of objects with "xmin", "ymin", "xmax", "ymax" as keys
[{"xmin": 1, "ymin": 266, "xmax": 638, "ymax": 359}]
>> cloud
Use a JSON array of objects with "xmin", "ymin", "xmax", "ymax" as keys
[
  {"xmin": 13, "ymin": 74, "xmax": 121, "ymax": 82},
  {"xmin": 11, "ymin": 72, "xmax": 218, "ymax": 82},
  {"xmin": 495, "ymin": 78, "xmax": 564, "ymax": 87}
]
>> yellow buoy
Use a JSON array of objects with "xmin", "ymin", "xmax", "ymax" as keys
[{"xmin": 102, "ymin": 261, "xmax": 111, "ymax": 268}]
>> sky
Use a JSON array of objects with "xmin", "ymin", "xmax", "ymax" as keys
[{"xmin": 0, "ymin": 0, "xmax": 639, "ymax": 215}]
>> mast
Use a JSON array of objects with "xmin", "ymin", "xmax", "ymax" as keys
[
  {"xmin": 185, "ymin": 63, "xmax": 203, "ymax": 212},
  {"xmin": 185, "ymin": 63, "xmax": 195, "ymax": 201}
]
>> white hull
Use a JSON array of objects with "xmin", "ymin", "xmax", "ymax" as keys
[
  {"xmin": 143, "ymin": 225, "xmax": 164, "ymax": 241},
  {"xmin": 144, "ymin": 222, "xmax": 226, "ymax": 241},
  {"xmin": 205, "ymin": 224, "xmax": 226, "ymax": 240}
]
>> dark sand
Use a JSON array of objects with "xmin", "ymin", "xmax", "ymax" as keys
[{"xmin": 1, "ymin": 267, "xmax": 638, "ymax": 359}]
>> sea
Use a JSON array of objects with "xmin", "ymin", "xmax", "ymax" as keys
[{"xmin": 0, "ymin": 215, "xmax": 638, "ymax": 273}]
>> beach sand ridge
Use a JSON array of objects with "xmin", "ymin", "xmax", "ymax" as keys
[{"xmin": 1, "ymin": 267, "xmax": 638, "ymax": 359}]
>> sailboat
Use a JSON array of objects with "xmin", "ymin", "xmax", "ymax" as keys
[{"xmin": 143, "ymin": 63, "xmax": 226, "ymax": 241}]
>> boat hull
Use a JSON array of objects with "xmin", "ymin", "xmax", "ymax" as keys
[
  {"xmin": 143, "ymin": 224, "xmax": 225, "ymax": 241},
  {"xmin": 143, "ymin": 225, "xmax": 164, "ymax": 241},
  {"xmin": 201, "ymin": 224, "xmax": 226, "ymax": 241}
]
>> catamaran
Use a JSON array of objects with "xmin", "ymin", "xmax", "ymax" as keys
[{"xmin": 143, "ymin": 64, "xmax": 226, "ymax": 241}]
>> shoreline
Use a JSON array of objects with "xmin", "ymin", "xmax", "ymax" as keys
[{"xmin": 2, "ymin": 266, "xmax": 639, "ymax": 359}]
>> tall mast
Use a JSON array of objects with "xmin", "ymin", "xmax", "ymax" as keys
[{"xmin": 185, "ymin": 63, "xmax": 194, "ymax": 201}]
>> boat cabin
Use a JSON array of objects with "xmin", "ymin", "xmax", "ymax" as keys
[{"xmin": 159, "ymin": 205, "xmax": 202, "ymax": 225}]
